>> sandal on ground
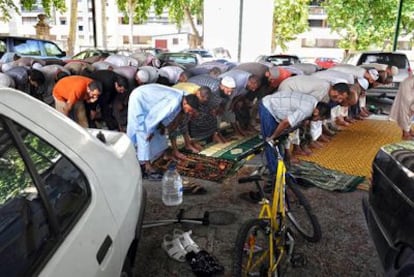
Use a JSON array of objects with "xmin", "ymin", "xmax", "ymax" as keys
[
  {"xmin": 161, "ymin": 234, "xmax": 187, "ymax": 262},
  {"xmin": 173, "ymin": 229, "xmax": 201, "ymax": 253},
  {"xmin": 183, "ymin": 184, "xmax": 207, "ymax": 195}
]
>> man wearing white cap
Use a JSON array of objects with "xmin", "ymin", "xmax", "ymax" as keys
[
  {"xmin": 188, "ymin": 76, "xmax": 236, "ymax": 143},
  {"xmin": 389, "ymin": 75, "xmax": 414, "ymax": 140},
  {"xmin": 328, "ymin": 64, "xmax": 379, "ymax": 84}
]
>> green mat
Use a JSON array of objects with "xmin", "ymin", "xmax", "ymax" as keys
[
  {"xmin": 198, "ymin": 135, "xmax": 263, "ymax": 161},
  {"xmin": 290, "ymin": 161, "xmax": 365, "ymax": 192}
]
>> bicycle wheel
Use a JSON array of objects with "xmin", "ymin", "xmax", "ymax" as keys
[
  {"xmin": 233, "ymin": 219, "xmax": 281, "ymax": 277},
  {"xmin": 285, "ymin": 177, "xmax": 322, "ymax": 243}
]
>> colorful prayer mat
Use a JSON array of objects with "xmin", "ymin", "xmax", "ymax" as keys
[
  {"xmin": 199, "ymin": 134, "xmax": 263, "ymax": 161},
  {"xmin": 153, "ymin": 153, "xmax": 235, "ymax": 182}
]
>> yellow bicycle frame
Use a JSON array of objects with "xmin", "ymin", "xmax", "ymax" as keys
[{"xmin": 245, "ymin": 157, "xmax": 287, "ymax": 276}]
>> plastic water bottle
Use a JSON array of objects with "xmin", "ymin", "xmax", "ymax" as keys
[{"xmin": 162, "ymin": 163, "xmax": 183, "ymax": 206}]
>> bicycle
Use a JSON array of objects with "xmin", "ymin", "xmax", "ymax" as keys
[{"xmin": 233, "ymin": 139, "xmax": 321, "ymax": 276}]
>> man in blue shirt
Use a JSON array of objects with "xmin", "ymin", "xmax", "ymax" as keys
[{"xmin": 126, "ymin": 84, "xmax": 199, "ymax": 176}]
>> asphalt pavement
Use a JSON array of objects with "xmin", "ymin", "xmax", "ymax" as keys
[{"xmin": 133, "ymin": 154, "xmax": 383, "ymax": 277}]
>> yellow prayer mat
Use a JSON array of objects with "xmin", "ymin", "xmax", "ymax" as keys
[{"xmin": 299, "ymin": 119, "xmax": 402, "ymax": 182}]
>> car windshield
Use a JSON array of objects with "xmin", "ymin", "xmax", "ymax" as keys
[
  {"xmin": 159, "ymin": 53, "xmax": 197, "ymax": 64},
  {"xmin": 266, "ymin": 56, "xmax": 300, "ymax": 66}
]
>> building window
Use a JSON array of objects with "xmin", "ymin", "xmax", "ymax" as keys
[
  {"xmin": 78, "ymin": 25, "xmax": 84, "ymax": 31},
  {"xmin": 172, "ymin": 38, "xmax": 179, "ymax": 45},
  {"xmin": 308, "ymin": 19, "xmax": 323, "ymax": 27},
  {"xmin": 22, "ymin": 17, "xmax": 38, "ymax": 25},
  {"xmin": 60, "ymin": 17, "xmax": 66, "ymax": 25}
]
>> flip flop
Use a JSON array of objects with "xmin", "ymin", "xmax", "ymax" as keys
[
  {"xmin": 183, "ymin": 184, "xmax": 207, "ymax": 195},
  {"xmin": 161, "ymin": 234, "xmax": 187, "ymax": 262},
  {"xmin": 173, "ymin": 229, "xmax": 201, "ymax": 253}
]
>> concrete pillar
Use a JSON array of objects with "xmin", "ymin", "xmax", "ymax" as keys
[{"xmin": 35, "ymin": 14, "xmax": 51, "ymax": 39}]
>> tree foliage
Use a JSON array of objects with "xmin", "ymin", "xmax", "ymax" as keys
[
  {"xmin": 1, "ymin": 0, "xmax": 66, "ymax": 21},
  {"xmin": 273, "ymin": 0, "xmax": 310, "ymax": 51},
  {"xmin": 322, "ymin": 0, "xmax": 414, "ymax": 51}
]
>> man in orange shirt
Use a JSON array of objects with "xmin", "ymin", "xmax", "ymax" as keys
[{"xmin": 53, "ymin": 75, "xmax": 102, "ymax": 127}]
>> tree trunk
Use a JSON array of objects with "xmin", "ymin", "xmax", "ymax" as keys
[
  {"xmin": 184, "ymin": 6, "xmax": 202, "ymax": 47},
  {"xmin": 101, "ymin": 0, "xmax": 107, "ymax": 49},
  {"xmin": 128, "ymin": 0, "xmax": 134, "ymax": 49},
  {"xmin": 67, "ymin": 0, "xmax": 78, "ymax": 55}
]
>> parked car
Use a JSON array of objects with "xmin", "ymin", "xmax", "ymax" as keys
[
  {"xmin": 0, "ymin": 36, "xmax": 67, "ymax": 64},
  {"xmin": 156, "ymin": 52, "xmax": 204, "ymax": 70},
  {"xmin": 314, "ymin": 57, "xmax": 339, "ymax": 69},
  {"xmin": 342, "ymin": 51, "xmax": 412, "ymax": 98},
  {"xmin": 255, "ymin": 54, "xmax": 301, "ymax": 66},
  {"xmin": 65, "ymin": 48, "xmax": 117, "ymax": 63},
  {"xmin": 181, "ymin": 49, "xmax": 215, "ymax": 63},
  {"xmin": 0, "ymin": 87, "xmax": 146, "ymax": 276},
  {"xmin": 363, "ymin": 140, "xmax": 414, "ymax": 276}
]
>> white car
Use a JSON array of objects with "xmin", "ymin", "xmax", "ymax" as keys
[{"xmin": 0, "ymin": 88, "xmax": 146, "ymax": 276}]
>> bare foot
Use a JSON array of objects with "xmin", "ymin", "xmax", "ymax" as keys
[
  {"xmin": 292, "ymin": 145, "xmax": 308, "ymax": 156},
  {"xmin": 213, "ymin": 132, "xmax": 227, "ymax": 143},
  {"xmin": 301, "ymin": 145, "xmax": 313, "ymax": 155},
  {"xmin": 318, "ymin": 134, "xmax": 331, "ymax": 143},
  {"xmin": 185, "ymin": 144, "xmax": 200, "ymax": 153},
  {"xmin": 310, "ymin": 141, "xmax": 324, "ymax": 149},
  {"xmin": 172, "ymin": 150, "xmax": 187, "ymax": 160}
]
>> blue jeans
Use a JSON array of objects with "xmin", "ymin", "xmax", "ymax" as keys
[{"xmin": 259, "ymin": 101, "xmax": 278, "ymax": 176}]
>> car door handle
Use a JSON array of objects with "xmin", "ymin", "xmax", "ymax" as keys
[{"xmin": 96, "ymin": 235, "xmax": 113, "ymax": 264}]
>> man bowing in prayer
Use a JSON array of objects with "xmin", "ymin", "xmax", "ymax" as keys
[{"xmin": 127, "ymin": 83, "xmax": 200, "ymax": 178}]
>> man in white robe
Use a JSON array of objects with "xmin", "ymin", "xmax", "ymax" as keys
[
  {"xmin": 127, "ymin": 84, "xmax": 199, "ymax": 175},
  {"xmin": 389, "ymin": 75, "xmax": 414, "ymax": 140}
]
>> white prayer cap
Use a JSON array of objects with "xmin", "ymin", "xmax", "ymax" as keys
[
  {"xmin": 357, "ymin": 77, "xmax": 369, "ymax": 90},
  {"xmin": 221, "ymin": 76, "xmax": 236, "ymax": 88},
  {"xmin": 368, "ymin": 69, "xmax": 379, "ymax": 81},
  {"xmin": 136, "ymin": 69, "xmax": 149, "ymax": 83},
  {"xmin": 32, "ymin": 62, "xmax": 43, "ymax": 69}
]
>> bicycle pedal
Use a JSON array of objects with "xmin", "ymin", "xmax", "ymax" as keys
[{"xmin": 290, "ymin": 252, "xmax": 307, "ymax": 268}]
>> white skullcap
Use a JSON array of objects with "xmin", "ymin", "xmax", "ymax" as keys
[
  {"xmin": 390, "ymin": 66, "xmax": 399, "ymax": 76},
  {"xmin": 221, "ymin": 76, "xmax": 236, "ymax": 88},
  {"xmin": 32, "ymin": 62, "xmax": 43, "ymax": 70},
  {"xmin": 136, "ymin": 70, "xmax": 149, "ymax": 83},
  {"xmin": 1, "ymin": 62, "xmax": 13, "ymax": 72},
  {"xmin": 368, "ymin": 69, "xmax": 379, "ymax": 81},
  {"xmin": 268, "ymin": 66, "xmax": 280, "ymax": 78},
  {"xmin": 357, "ymin": 77, "xmax": 369, "ymax": 90}
]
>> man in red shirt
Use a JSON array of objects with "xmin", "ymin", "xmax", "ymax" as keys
[{"xmin": 53, "ymin": 75, "xmax": 102, "ymax": 127}]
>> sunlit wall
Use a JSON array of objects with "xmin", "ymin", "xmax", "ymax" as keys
[{"xmin": 203, "ymin": 0, "xmax": 274, "ymax": 62}]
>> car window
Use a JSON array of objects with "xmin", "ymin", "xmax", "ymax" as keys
[
  {"xmin": 266, "ymin": 56, "xmax": 300, "ymax": 66},
  {"xmin": 0, "ymin": 117, "xmax": 90, "ymax": 276},
  {"xmin": 13, "ymin": 39, "xmax": 42, "ymax": 56},
  {"xmin": 359, "ymin": 53, "xmax": 409, "ymax": 69},
  {"xmin": 0, "ymin": 39, "xmax": 5, "ymax": 58},
  {"xmin": 43, "ymin": 41, "xmax": 65, "ymax": 57}
]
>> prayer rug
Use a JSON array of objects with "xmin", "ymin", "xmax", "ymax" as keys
[
  {"xmin": 298, "ymin": 119, "xmax": 401, "ymax": 191},
  {"xmin": 152, "ymin": 153, "xmax": 235, "ymax": 182},
  {"xmin": 290, "ymin": 160, "xmax": 365, "ymax": 192},
  {"xmin": 198, "ymin": 134, "xmax": 263, "ymax": 161}
]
